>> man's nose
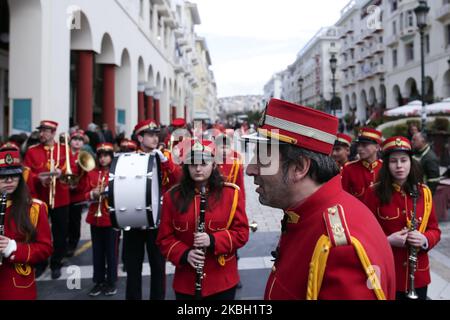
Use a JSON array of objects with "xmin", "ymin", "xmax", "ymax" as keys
[{"xmin": 246, "ymin": 163, "xmax": 258, "ymax": 177}]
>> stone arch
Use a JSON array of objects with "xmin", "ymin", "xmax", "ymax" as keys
[
  {"xmin": 443, "ymin": 70, "xmax": 450, "ymax": 98},
  {"xmin": 405, "ymin": 77, "xmax": 419, "ymax": 101},
  {"xmin": 96, "ymin": 32, "xmax": 115, "ymax": 64},
  {"xmin": 137, "ymin": 56, "xmax": 145, "ymax": 83},
  {"xmin": 70, "ymin": 9, "xmax": 93, "ymax": 50}
]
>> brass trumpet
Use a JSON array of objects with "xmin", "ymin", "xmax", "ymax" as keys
[
  {"xmin": 94, "ymin": 176, "xmax": 106, "ymax": 218},
  {"xmin": 60, "ymin": 133, "xmax": 77, "ymax": 187}
]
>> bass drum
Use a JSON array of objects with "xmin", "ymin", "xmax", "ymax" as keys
[{"xmin": 108, "ymin": 152, "xmax": 162, "ymax": 229}]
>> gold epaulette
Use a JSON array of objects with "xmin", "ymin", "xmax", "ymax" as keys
[
  {"xmin": 223, "ymin": 182, "xmax": 240, "ymax": 191},
  {"xmin": 323, "ymin": 205, "xmax": 351, "ymax": 247}
]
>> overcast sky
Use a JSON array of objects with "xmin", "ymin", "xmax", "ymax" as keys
[{"xmin": 194, "ymin": 0, "xmax": 351, "ymax": 98}]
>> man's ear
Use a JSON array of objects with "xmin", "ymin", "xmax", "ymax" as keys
[
  {"xmin": 137, "ymin": 135, "xmax": 143, "ymax": 144},
  {"xmin": 292, "ymin": 157, "xmax": 311, "ymax": 183}
]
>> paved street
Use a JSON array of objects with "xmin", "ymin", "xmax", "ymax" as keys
[{"xmin": 36, "ymin": 169, "xmax": 450, "ymax": 300}]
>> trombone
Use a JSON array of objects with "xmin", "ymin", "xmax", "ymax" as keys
[{"xmin": 60, "ymin": 133, "xmax": 96, "ymax": 187}]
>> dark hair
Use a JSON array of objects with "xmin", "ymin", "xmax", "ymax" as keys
[
  {"xmin": 96, "ymin": 151, "xmax": 113, "ymax": 167},
  {"xmin": 279, "ymin": 144, "xmax": 339, "ymax": 184},
  {"xmin": 170, "ymin": 164, "xmax": 224, "ymax": 213},
  {"xmin": 375, "ymin": 152, "xmax": 423, "ymax": 205},
  {"xmin": 7, "ymin": 176, "xmax": 36, "ymax": 242}
]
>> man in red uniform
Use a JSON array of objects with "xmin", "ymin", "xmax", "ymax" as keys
[
  {"xmin": 244, "ymin": 99, "xmax": 396, "ymax": 300},
  {"xmin": 341, "ymin": 127, "xmax": 383, "ymax": 200},
  {"xmin": 332, "ymin": 133, "xmax": 352, "ymax": 172},
  {"xmin": 23, "ymin": 120, "xmax": 70, "ymax": 279},
  {"xmin": 123, "ymin": 119, "xmax": 181, "ymax": 300}
]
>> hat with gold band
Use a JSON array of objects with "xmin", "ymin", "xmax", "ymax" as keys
[
  {"xmin": 134, "ymin": 119, "xmax": 160, "ymax": 135},
  {"xmin": 356, "ymin": 127, "xmax": 382, "ymax": 145},
  {"xmin": 36, "ymin": 120, "xmax": 58, "ymax": 131},
  {"xmin": 0, "ymin": 150, "xmax": 23, "ymax": 176},
  {"xmin": 335, "ymin": 133, "xmax": 352, "ymax": 147},
  {"xmin": 120, "ymin": 139, "xmax": 138, "ymax": 151},
  {"xmin": 0, "ymin": 141, "xmax": 20, "ymax": 151},
  {"xmin": 96, "ymin": 143, "xmax": 114, "ymax": 154},
  {"xmin": 243, "ymin": 98, "xmax": 338, "ymax": 155},
  {"xmin": 70, "ymin": 129, "xmax": 85, "ymax": 139},
  {"xmin": 183, "ymin": 139, "xmax": 215, "ymax": 164},
  {"xmin": 382, "ymin": 136, "xmax": 412, "ymax": 155}
]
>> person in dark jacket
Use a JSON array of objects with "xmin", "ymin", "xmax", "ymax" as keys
[{"xmin": 411, "ymin": 132, "xmax": 440, "ymax": 194}]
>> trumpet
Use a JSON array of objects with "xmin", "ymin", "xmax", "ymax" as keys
[{"xmin": 94, "ymin": 176, "xmax": 106, "ymax": 218}]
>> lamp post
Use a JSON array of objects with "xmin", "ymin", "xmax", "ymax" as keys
[
  {"xmin": 329, "ymin": 54, "xmax": 337, "ymax": 116},
  {"xmin": 298, "ymin": 76, "xmax": 304, "ymax": 105},
  {"xmin": 414, "ymin": 0, "xmax": 430, "ymax": 133}
]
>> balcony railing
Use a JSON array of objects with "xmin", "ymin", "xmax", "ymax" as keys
[{"xmin": 436, "ymin": 4, "xmax": 450, "ymax": 22}]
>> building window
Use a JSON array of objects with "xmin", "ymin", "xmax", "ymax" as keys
[
  {"xmin": 391, "ymin": 0, "xmax": 398, "ymax": 12},
  {"xmin": 393, "ymin": 21, "xmax": 397, "ymax": 35},
  {"xmin": 446, "ymin": 24, "xmax": 450, "ymax": 47},
  {"xmin": 331, "ymin": 42, "xmax": 335, "ymax": 47},
  {"xmin": 139, "ymin": 0, "xmax": 144, "ymax": 18},
  {"xmin": 407, "ymin": 11, "xmax": 414, "ymax": 27},
  {"xmin": 405, "ymin": 42, "xmax": 414, "ymax": 62},
  {"xmin": 393, "ymin": 49, "xmax": 398, "ymax": 67}
]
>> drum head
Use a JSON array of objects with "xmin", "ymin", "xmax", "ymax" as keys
[{"xmin": 109, "ymin": 152, "xmax": 161, "ymax": 229}]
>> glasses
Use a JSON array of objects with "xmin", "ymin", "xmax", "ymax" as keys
[{"xmin": 0, "ymin": 174, "xmax": 21, "ymax": 182}]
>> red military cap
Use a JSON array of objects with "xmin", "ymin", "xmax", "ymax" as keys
[
  {"xmin": 120, "ymin": 139, "xmax": 138, "ymax": 151},
  {"xmin": 171, "ymin": 118, "xmax": 186, "ymax": 128},
  {"xmin": 246, "ymin": 98, "xmax": 338, "ymax": 155},
  {"xmin": 36, "ymin": 120, "xmax": 58, "ymax": 131},
  {"xmin": 335, "ymin": 133, "xmax": 352, "ymax": 147},
  {"xmin": 382, "ymin": 136, "xmax": 412, "ymax": 155},
  {"xmin": 356, "ymin": 127, "xmax": 382, "ymax": 145},
  {"xmin": 0, "ymin": 141, "xmax": 20, "ymax": 151},
  {"xmin": 183, "ymin": 139, "xmax": 216, "ymax": 164},
  {"xmin": 0, "ymin": 149, "xmax": 22, "ymax": 176},
  {"xmin": 70, "ymin": 129, "xmax": 85, "ymax": 139},
  {"xmin": 134, "ymin": 119, "xmax": 160, "ymax": 135},
  {"xmin": 96, "ymin": 143, "xmax": 114, "ymax": 153}
]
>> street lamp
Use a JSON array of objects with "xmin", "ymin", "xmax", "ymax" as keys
[
  {"xmin": 414, "ymin": 0, "xmax": 430, "ymax": 133},
  {"xmin": 298, "ymin": 76, "xmax": 304, "ymax": 105},
  {"xmin": 329, "ymin": 54, "xmax": 337, "ymax": 116}
]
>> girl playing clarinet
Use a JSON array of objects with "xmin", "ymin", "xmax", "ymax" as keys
[
  {"xmin": 0, "ymin": 148, "xmax": 52, "ymax": 300},
  {"xmin": 157, "ymin": 139, "xmax": 249, "ymax": 300},
  {"xmin": 364, "ymin": 136, "xmax": 441, "ymax": 300}
]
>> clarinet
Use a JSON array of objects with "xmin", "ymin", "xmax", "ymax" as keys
[
  {"xmin": 195, "ymin": 185, "xmax": 207, "ymax": 300},
  {"xmin": 0, "ymin": 191, "xmax": 8, "ymax": 266},
  {"xmin": 406, "ymin": 184, "xmax": 419, "ymax": 300}
]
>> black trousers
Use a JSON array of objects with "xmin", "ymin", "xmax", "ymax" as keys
[
  {"xmin": 176, "ymin": 286, "xmax": 237, "ymax": 300},
  {"xmin": 396, "ymin": 286, "xmax": 428, "ymax": 300},
  {"xmin": 67, "ymin": 203, "xmax": 84, "ymax": 250},
  {"xmin": 49, "ymin": 205, "xmax": 70, "ymax": 270},
  {"xmin": 123, "ymin": 229, "xmax": 166, "ymax": 300},
  {"xmin": 90, "ymin": 226, "xmax": 119, "ymax": 286}
]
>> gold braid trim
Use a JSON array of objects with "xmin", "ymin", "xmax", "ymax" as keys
[
  {"xmin": 419, "ymin": 186, "xmax": 432, "ymax": 233},
  {"xmin": 351, "ymin": 237, "xmax": 386, "ymax": 300},
  {"xmin": 306, "ymin": 235, "xmax": 331, "ymax": 300},
  {"xmin": 218, "ymin": 188, "xmax": 239, "ymax": 267}
]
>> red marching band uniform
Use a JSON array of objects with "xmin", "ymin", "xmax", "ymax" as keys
[
  {"xmin": 23, "ymin": 121, "xmax": 70, "ymax": 209},
  {"xmin": 364, "ymin": 136, "xmax": 441, "ymax": 293},
  {"xmin": 247, "ymin": 99, "xmax": 395, "ymax": 300},
  {"xmin": 156, "ymin": 140, "xmax": 249, "ymax": 297},
  {"xmin": 0, "ymin": 150, "xmax": 53, "ymax": 300},
  {"xmin": 341, "ymin": 128, "xmax": 383, "ymax": 200}
]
